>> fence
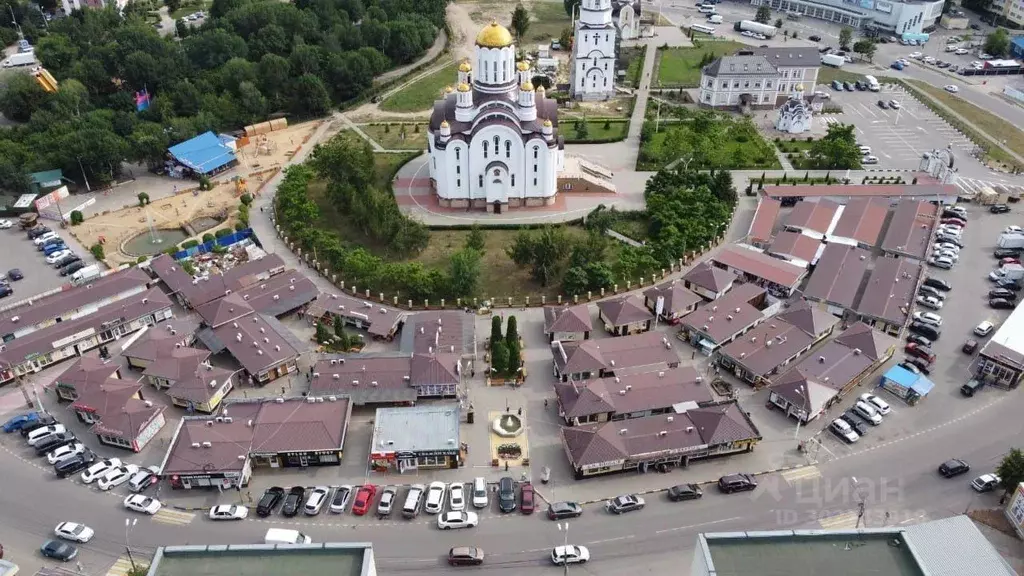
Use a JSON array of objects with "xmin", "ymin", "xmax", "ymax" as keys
[{"xmin": 171, "ymin": 228, "xmax": 257, "ymax": 260}]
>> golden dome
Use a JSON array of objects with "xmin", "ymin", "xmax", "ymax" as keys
[
  {"xmin": 459, "ymin": 61, "xmax": 472, "ymax": 73},
  {"xmin": 457, "ymin": 82, "xmax": 471, "ymax": 92},
  {"xmin": 476, "ymin": 21, "xmax": 514, "ymax": 48},
  {"xmin": 440, "ymin": 120, "xmax": 450, "ymax": 128},
  {"xmin": 543, "ymin": 119, "xmax": 553, "ymax": 127},
  {"xmin": 520, "ymin": 81, "xmax": 535, "ymax": 91},
  {"xmin": 536, "ymin": 85, "xmax": 546, "ymax": 93},
  {"xmin": 516, "ymin": 61, "xmax": 530, "ymax": 71},
  {"xmin": 444, "ymin": 85, "xmax": 454, "ymax": 93},
  {"xmin": 795, "ymin": 83, "xmax": 805, "ymax": 92}
]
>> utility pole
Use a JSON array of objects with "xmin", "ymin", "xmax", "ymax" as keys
[{"xmin": 125, "ymin": 518, "xmax": 138, "ymax": 571}]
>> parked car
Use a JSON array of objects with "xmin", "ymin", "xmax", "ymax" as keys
[
  {"xmin": 5, "ymin": 268, "xmax": 22, "ymax": 281},
  {"xmin": 605, "ymin": 494, "xmax": 645, "ymax": 514},
  {"xmin": 551, "ymin": 545, "xmax": 590, "ymax": 565},
  {"xmin": 304, "ymin": 486, "xmax": 330, "ymax": 515},
  {"xmin": 3, "ymin": 411, "xmax": 41, "ymax": 433},
  {"xmin": 971, "ymin": 474, "xmax": 1001, "ymax": 492},
  {"xmin": 257, "ymin": 487, "xmax": 286, "ymax": 517},
  {"xmin": 281, "ymin": 486, "xmax": 306, "ymax": 517},
  {"xmin": 996, "ymin": 278, "xmax": 1022, "ymax": 291},
  {"xmin": 329, "ymin": 485, "xmax": 352, "ymax": 514},
  {"xmin": 27, "ymin": 424, "xmax": 68, "ymax": 446},
  {"xmin": 377, "ymin": 486, "xmax": 398, "ymax": 518},
  {"xmin": 40, "ymin": 539, "xmax": 77, "ymax": 562},
  {"xmin": 809, "ymin": 34, "xmax": 822, "ymax": 41},
  {"xmin": 906, "ymin": 334, "xmax": 931, "ymax": 347},
  {"xmin": 923, "ymin": 277, "xmax": 952, "ymax": 291},
  {"xmin": 34, "ymin": 432, "xmax": 77, "ymax": 456},
  {"xmin": 862, "ymin": 155, "xmax": 879, "ymax": 165},
  {"xmin": 497, "ymin": 477, "xmax": 517, "ymax": 513},
  {"xmin": 54, "ymin": 452, "xmax": 96, "ymax": 478},
  {"xmin": 449, "ymin": 483, "xmax": 466, "ymax": 512},
  {"xmin": 994, "ymin": 248, "xmax": 1021, "ymax": 259},
  {"xmin": 448, "ymin": 547, "xmax": 485, "ymax": 566},
  {"xmin": 991, "ymin": 204, "xmax": 1011, "ymax": 214},
  {"xmin": 990, "ymin": 298, "xmax": 1015, "ymax": 309},
  {"xmin": 905, "ymin": 343, "xmax": 936, "ymax": 363},
  {"xmin": 127, "ymin": 466, "xmax": 161, "ymax": 492},
  {"xmin": 124, "ymin": 494, "xmax": 162, "ymax": 515},
  {"xmin": 963, "ymin": 339, "xmax": 979, "ymax": 354},
  {"xmin": 351, "ymin": 484, "xmax": 377, "ymax": 516},
  {"xmin": 54, "ymin": 522, "xmax": 94, "ymax": 543},
  {"xmin": 853, "ymin": 401, "xmax": 883, "ymax": 425},
  {"xmin": 437, "ymin": 510, "xmax": 479, "ymax": 530},
  {"xmin": 941, "ymin": 217, "xmax": 967, "ymax": 227},
  {"xmin": 718, "ymin": 474, "xmax": 757, "ymax": 494},
  {"xmin": 19, "ymin": 415, "xmax": 56, "ymax": 437},
  {"xmin": 667, "ymin": 483, "xmax": 703, "ymax": 502},
  {"xmin": 424, "ymin": 481, "xmax": 447, "ymax": 514},
  {"xmin": 961, "ymin": 378, "xmax": 985, "ymax": 397},
  {"xmin": 520, "ymin": 482, "xmax": 535, "ymax": 514},
  {"xmin": 938, "ymin": 458, "xmax": 970, "ymax": 478},
  {"xmin": 913, "ymin": 311, "xmax": 942, "ymax": 327},
  {"xmin": 547, "ymin": 502, "xmax": 584, "ymax": 520},
  {"xmin": 935, "ymin": 234, "xmax": 964, "ymax": 247},
  {"xmin": 860, "ymin": 393, "xmax": 891, "ymax": 415},
  {"xmin": 839, "ymin": 411, "xmax": 869, "ymax": 436},
  {"xmin": 46, "ymin": 442, "xmax": 86, "ymax": 465},
  {"xmin": 916, "ymin": 295, "xmax": 943, "ymax": 310},
  {"xmin": 1001, "ymin": 257, "xmax": 1021, "ymax": 266},
  {"xmin": 52, "ymin": 254, "xmax": 80, "ymax": 268},
  {"xmin": 60, "ymin": 261, "xmax": 86, "ymax": 276},
  {"xmin": 830, "ymin": 418, "xmax": 860, "ymax": 443},
  {"xmin": 98, "ymin": 464, "xmax": 141, "ymax": 491},
  {"xmin": 918, "ymin": 285, "xmax": 946, "ymax": 300},
  {"xmin": 209, "ymin": 505, "xmax": 249, "ymax": 520},
  {"xmin": 903, "ymin": 356, "xmax": 931, "ymax": 374},
  {"xmin": 908, "ymin": 320, "xmax": 940, "ymax": 340},
  {"xmin": 974, "ymin": 321, "xmax": 995, "ymax": 336},
  {"xmin": 989, "ymin": 288, "xmax": 1016, "ymax": 300},
  {"xmin": 877, "ymin": 99, "xmax": 889, "ymax": 109},
  {"xmin": 928, "ymin": 256, "xmax": 953, "ymax": 269}
]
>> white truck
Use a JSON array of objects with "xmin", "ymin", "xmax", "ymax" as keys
[
  {"xmin": 864, "ymin": 75, "xmax": 880, "ymax": 91},
  {"xmin": 3, "ymin": 51, "xmax": 36, "ymax": 68},
  {"xmin": 998, "ymin": 233, "xmax": 1024, "ymax": 249},
  {"xmin": 707, "ymin": 14, "xmax": 723, "ymax": 24},
  {"xmin": 821, "ymin": 53, "xmax": 845, "ymax": 68},
  {"xmin": 994, "ymin": 263, "xmax": 1024, "ymax": 282},
  {"xmin": 71, "ymin": 264, "xmax": 102, "ymax": 286},
  {"xmin": 734, "ymin": 20, "xmax": 777, "ymax": 38}
]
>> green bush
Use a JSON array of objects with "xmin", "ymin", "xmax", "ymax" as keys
[
  {"xmin": 182, "ymin": 239, "xmax": 200, "ymax": 249},
  {"xmin": 202, "ymin": 233, "xmax": 215, "ymax": 243},
  {"xmin": 240, "ymin": 193, "xmax": 253, "ymax": 206},
  {"xmin": 69, "ymin": 211, "xmax": 84, "ymax": 225},
  {"xmin": 212, "ymin": 244, "xmax": 228, "ymax": 254},
  {"xmin": 90, "ymin": 243, "xmax": 105, "ymax": 260},
  {"xmin": 136, "ymin": 256, "xmax": 147, "ymax": 264},
  {"xmin": 235, "ymin": 222, "xmax": 247, "ymax": 232},
  {"xmin": 215, "ymin": 228, "xmax": 232, "ymax": 238},
  {"xmin": 137, "ymin": 192, "xmax": 150, "ymax": 206}
]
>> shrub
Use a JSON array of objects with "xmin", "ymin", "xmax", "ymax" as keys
[
  {"xmin": 69, "ymin": 210, "xmax": 84, "ymax": 225},
  {"xmin": 90, "ymin": 243, "xmax": 105, "ymax": 260},
  {"xmin": 215, "ymin": 228, "xmax": 232, "ymax": 238},
  {"xmin": 137, "ymin": 192, "xmax": 150, "ymax": 206},
  {"xmin": 202, "ymin": 233, "xmax": 215, "ymax": 243},
  {"xmin": 240, "ymin": 193, "xmax": 253, "ymax": 206},
  {"xmin": 182, "ymin": 239, "xmax": 200, "ymax": 249},
  {"xmin": 235, "ymin": 222, "xmax": 247, "ymax": 232},
  {"xmin": 136, "ymin": 256, "xmax": 147, "ymax": 264},
  {"xmin": 212, "ymin": 244, "xmax": 228, "ymax": 254}
]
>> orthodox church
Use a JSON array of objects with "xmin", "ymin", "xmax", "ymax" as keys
[
  {"xmin": 571, "ymin": 0, "xmax": 618, "ymax": 100},
  {"xmin": 426, "ymin": 21, "xmax": 566, "ymax": 213},
  {"xmin": 775, "ymin": 85, "xmax": 812, "ymax": 135}
]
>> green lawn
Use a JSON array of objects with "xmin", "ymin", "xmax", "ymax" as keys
[
  {"xmin": 621, "ymin": 47, "xmax": 646, "ymax": 88},
  {"xmin": 360, "ymin": 124, "xmax": 428, "ymax": 150},
  {"xmin": 908, "ymin": 79, "xmax": 1023, "ymax": 168},
  {"xmin": 655, "ymin": 41, "xmax": 744, "ymax": 88},
  {"xmin": 380, "ymin": 63, "xmax": 458, "ymax": 113},
  {"xmin": 564, "ymin": 119, "xmax": 629, "ymax": 143},
  {"xmin": 169, "ymin": 0, "xmax": 209, "ymax": 20},
  {"xmin": 527, "ymin": 0, "xmax": 571, "ymax": 44},
  {"xmin": 638, "ymin": 117, "xmax": 781, "ymax": 171}
]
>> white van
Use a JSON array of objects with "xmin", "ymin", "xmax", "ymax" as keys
[
  {"xmin": 707, "ymin": 14, "xmax": 723, "ymax": 24},
  {"xmin": 472, "ymin": 477, "xmax": 488, "ymax": 509},
  {"xmin": 403, "ymin": 484, "xmax": 426, "ymax": 518},
  {"xmin": 264, "ymin": 528, "xmax": 311, "ymax": 545},
  {"xmin": 697, "ymin": 4, "xmax": 716, "ymax": 13}
]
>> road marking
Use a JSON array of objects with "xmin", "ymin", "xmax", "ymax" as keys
[
  {"xmin": 655, "ymin": 516, "xmax": 743, "ymax": 534},
  {"xmin": 106, "ymin": 556, "xmax": 134, "ymax": 576},
  {"xmin": 818, "ymin": 510, "xmax": 859, "ymax": 530},
  {"xmin": 781, "ymin": 466, "xmax": 821, "ymax": 484},
  {"xmin": 152, "ymin": 509, "xmax": 196, "ymax": 526},
  {"xmin": 587, "ymin": 535, "xmax": 634, "ymax": 544}
]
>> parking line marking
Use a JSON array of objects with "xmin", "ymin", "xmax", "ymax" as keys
[
  {"xmin": 781, "ymin": 466, "xmax": 822, "ymax": 484},
  {"xmin": 152, "ymin": 509, "xmax": 195, "ymax": 526},
  {"xmin": 106, "ymin": 556, "xmax": 134, "ymax": 576}
]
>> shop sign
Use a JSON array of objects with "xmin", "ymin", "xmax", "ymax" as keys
[{"xmin": 875, "ymin": 1, "xmax": 892, "ymax": 12}]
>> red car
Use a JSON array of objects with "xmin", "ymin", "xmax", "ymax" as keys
[
  {"xmin": 941, "ymin": 217, "xmax": 966, "ymax": 227},
  {"xmin": 1002, "ymin": 257, "xmax": 1021, "ymax": 266},
  {"xmin": 351, "ymin": 484, "xmax": 377, "ymax": 516},
  {"xmin": 520, "ymin": 482, "xmax": 535, "ymax": 514}
]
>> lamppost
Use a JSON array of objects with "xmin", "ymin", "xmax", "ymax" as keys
[
  {"xmin": 125, "ymin": 518, "xmax": 138, "ymax": 572},
  {"xmin": 557, "ymin": 522, "xmax": 570, "ymax": 576},
  {"xmin": 794, "ymin": 384, "xmax": 806, "ymax": 440}
]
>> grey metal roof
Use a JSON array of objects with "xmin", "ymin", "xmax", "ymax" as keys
[
  {"xmin": 371, "ymin": 404, "xmax": 461, "ymax": 454},
  {"xmin": 704, "ymin": 55, "xmax": 778, "ymax": 77},
  {"xmin": 902, "ymin": 515, "xmax": 1017, "ymax": 576},
  {"xmin": 740, "ymin": 47, "xmax": 823, "ymax": 69}
]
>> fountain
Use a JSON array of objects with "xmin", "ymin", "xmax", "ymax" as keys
[
  {"xmin": 146, "ymin": 211, "xmax": 162, "ymax": 245},
  {"xmin": 491, "ymin": 413, "xmax": 524, "ymax": 438}
]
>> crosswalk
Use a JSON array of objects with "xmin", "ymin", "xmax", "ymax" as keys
[
  {"xmin": 818, "ymin": 510, "xmax": 860, "ymax": 530},
  {"xmin": 819, "ymin": 115, "xmax": 843, "ymax": 126},
  {"xmin": 956, "ymin": 177, "xmax": 1024, "ymax": 200},
  {"xmin": 152, "ymin": 508, "xmax": 196, "ymax": 526},
  {"xmin": 106, "ymin": 556, "xmax": 135, "ymax": 576},
  {"xmin": 781, "ymin": 466, "xmax": 821, "ymax": 485}
]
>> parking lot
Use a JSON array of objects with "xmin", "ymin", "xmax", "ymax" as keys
[
  {"xmin": 814, "ymin": 204, "xmax": 1022, "ymax": 458},
  {"xmin": 817, "ymin": 84, "xmax": 980, "ymax": 171},
  {"xmin": 1, "ymin": 220, "xmax": 97, "ymax": 304}
]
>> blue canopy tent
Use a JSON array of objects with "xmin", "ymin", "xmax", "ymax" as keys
[
  {"xmin": 168, "ymin": 132, "xmax": 238, "ymax": 176},
  {"xmin": 880, "ymin": 365, "xmax": 934, "ymax": 406}
]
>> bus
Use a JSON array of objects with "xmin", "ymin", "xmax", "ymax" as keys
[{"xmin": 690, "ymin": 23, "xmax": 717, "ymax": 35}]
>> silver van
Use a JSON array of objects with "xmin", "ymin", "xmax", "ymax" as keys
[
  {"xmin": 402, "ymin": 484, "xmax": 425, "ymax": 519},
  {"xmin": 472, "ymin": 477, "xmax": 488, "ymax": 509}
]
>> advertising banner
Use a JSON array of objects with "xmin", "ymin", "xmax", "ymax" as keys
[
  {"xmin": 875, "ymin": 1, "xmax": 892, "ymax": 13},
  {"xmin": 860, "ymin": 0, "xmax": 875, "ymax": 9},
  {"xmin": 33, "ymin": 185, "xmax": 68, "ymax": 211}
]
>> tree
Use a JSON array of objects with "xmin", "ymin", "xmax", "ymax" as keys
[
  {"xmin": 575, "ymin": 120, "xmax": 589, "ymax": 140},
  {"xmin": 774, "ymin": 18, "xmax": 783, "ymax": 28},
  {"xmin": 511, "ymin": 5, "xmax": 530, "ymax": 42},
  {"xmin": 0, "ymin": 73, "xmax": 48, "ymax": 122},
  {"xmin": 491, "ymin": 315, "xmax": 503, "ymax": 346},
  {"xmin": 563, "ymin": 266, "xmax": 589, "ymax": 295},
  {"xmin": 70, "ymin": 210, "xmax": 84, "ymax": 225},
  {"xmin": 563, "ymin": 0, "xmax": 580, "ymax": 18},
  {"xmin": 559, "ymin": 27, "xmax": 573, "ymax": 52},
  {"xmin": 90, "ymin": 243, "xmax": 105, "ymax": 260},
  {"xmin": 315, "ymin": 321, "xmax": 332, "ymax": 344},
  {"xmin": 506, "ymin": 334, "xmax": 521, "ymax": 376},
  {"xmin": 839, "ymin": 27, "xmax": 853, "ymax": 51},
  {"xmin": 985, "ymin": 29, "xmax": 1010, "ymax": 57},
  {"xmin": 506, "ymin": 227, "xmax": 569, "ymax": 286},
  {"xmin": 448, "ymin": 248, "xmax": 482, "ymax": 298},
  {"xmin": 754, "ymin": 5, "xmax": 771, "ymax": 23},
  {"xmin": 810, "ymin": 123, "xmax": 862, "ymax": 170},
  {"xmin": 465, "ymin": 225, "xmax": 486, "ymax": 253},
  {"xmin": 852, "ymin": 39, "xmax": 877, "ymax": 62},
  {"xmin": 333, "ymin": 314, "xmax": 350, "ymax": 349},
  {"xmin": 505, "ymin": 315, "xmax": 519, "ymax": 351},
  {"xmin": 997, "ymin": 448, "xmax": 1024, "ymax": 499},
  {"xmin": 490, "ymin": 340, "xmax": 509, "ymax": 376},
  {"xmin": 166, "ymin": 0, "xmax": 181, "ymax": 12}
]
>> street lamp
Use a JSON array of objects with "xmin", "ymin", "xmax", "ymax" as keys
[
  {"xmin": 557, "ymin": 522, "xmax": 570, "ymax": 575},
  {"xmin": 125, "ymin": 518, "xmax": 138, "ymax": 572},
  {"xmin": 794, "ymin": 384, "xmax": 806, "ymax": 440}
]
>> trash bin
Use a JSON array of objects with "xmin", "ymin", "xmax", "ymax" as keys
[{"xmin": 467, "ymin": 411, "xmax": 475, "ymax": 424}]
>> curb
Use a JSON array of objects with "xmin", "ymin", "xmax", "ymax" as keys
[{"xmin": 172, "ymin": 505, "xmax": 213, "ymax": 512}]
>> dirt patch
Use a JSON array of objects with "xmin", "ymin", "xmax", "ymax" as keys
[{"xmin": 969, "ymin": 508, "xmax": 1019, "ymax": 538}]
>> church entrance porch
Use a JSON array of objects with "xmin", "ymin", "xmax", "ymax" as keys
[{"xmin": 485, "ymin": 163, "xmax": 510, "ymax": 205}]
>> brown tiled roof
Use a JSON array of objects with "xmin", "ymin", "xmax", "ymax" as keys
[
  {"xmin": 555, "ymin": 366, "xmax": 712, "ymax": 419},
  {"xmin": 68, "ymin": 370, "xmax": 165, "ymax": 442},
  {"xmin": 855, "ymin": 257, "xmax": 921, "ymax": 326},
  {"xmin": 58, "ymin": 355, "xmax": 121, "ymax": 390},
  {"xmin": 833, "ymin": 321, "xmax": 895, "ymax": 361},
  {"xmin": 232, "ymin": 269, "xmax": 318, "ymax": 317},
  {"xmin": 880, "ymin": 200, "xmax": 939, "ymax": 260},
  {"xmin": 91, "ymin": 397, "xmax": 165, "ymax": 441},
  {"xmin": 161, "ymin": 403, "xmax": 263, "ymax": 476},
  {"xmin": 543, "ymin": 305, "xmax": 593, "ymax": 334},
  {"xmin": 251, "ymin": 397, "xmax": 350, "ymax": 454},
  {"xmin": 552, "ymin": 331, "xmax": 680, "ymax": 375},
  {"xmin": 643, "ymin": 281, "xmax": 703, "ymax": 317},
  {"xmin": 778, "ymin": 302, "xmax": 840, "ymax": 338},
  {"xmin": 312, "ymin": 356, "xmax": 412, "ymax": 393},
  {"xmin": 410, "ymin": 353, "xmax": 460, "ymax": 384},
  {"xmin": 561, "ymin": 400, "xmax": 761, "ymax": 468},
  {"xmin": 0, "ymin": 289, "xmax": 173, "ymax": 368},
  {"xmin": 681, "ymin": 283, "xmax": 767, "ymax": 344},
  {"xmin": 0, "ymin": 267, "xmax": 150, "ymax": 337},
  {"xmin": 121, "ymin": 318, "xmax": 200, "ymax": 363},
  {"xmin": 802, "ymin": 244, "xmax": 871, "ymax": 307},
  {"xmin": 211, "ymin": 313, "xmax": 301, "ymax": 374},
  {"xmin": 683, "ymin": 261, "xmax": 737, "ymax": 294},
  {"xmin": 305, "ymin": 292, "xmax": 405, "ymax": 338},
  {"xmin": 165, "ymin": 364, "xmax": 235, "ymax": 404},
  {"xmin": 712, "ymin": 246, "xmax": 806, "ymax": 289},
  {"xmin": 768, "ymin": 231, "xmax": 822, "ymax": 264},
  {"xmin": 197, "ymin": 293, "xmax": 254, "ymax": 328},
  {"xmin": 143, "ymin": 347, "xmax": 211, "ymax": 382},
  {"xmin": 783, "ymin": 200, "xmax": 841, "ymax": 236},
  {"xmin": 149, "ymin": 254, "xmax": 194, "ymax": 297},
  {"xmin": 769, "ymin": 369, "xmax": 838, "ymax": 414},
  {"xmin": 178, "ymin": 254, "xmax": 288, "ymax": 308},
  {"xmin": 763, "ymin": 183, "xmax": 958, "ymax": 199},
  {"xmin": 772, "ymin": 322, "xmax": 895, "ymax": 394},
  {"xmin": 718, "ymin": 316, "xmax": 816, "ymax": 377},
  {"xmin": 597, "ymin": 295, "xmax": 654, "ymax": 326},
  {"xmin": 748, "ymin": 198, "xmax": 781, "ymax": 244},
  {"xmin": 402, "ymin": 311, "xmax": 469, "ymax": 355},
  {"xmin": 829, "ymin": 197, "xmax": 888, "ymax": 247}
]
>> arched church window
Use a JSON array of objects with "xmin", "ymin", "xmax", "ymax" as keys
[
  {"xmin": 455, "ymin": 148, "xmax": 460, "ymax": 161},
  {"xmin": 533, "ymin": 147, "xmax": 539, "ymax": 159},
  {"xmin": 483, "ymin": 141, "xmax": 488, "ymax": 158},
  {"xmin": 505, "ymin": 141, "xmax": 511, "ymax": 158},
  {"xmin": 494, "ymin": 136, "xmax": 500, "ymax": 151},
  {"xmin": 511, "ymin": 174, "xmax": 515, "ymax": 186}
]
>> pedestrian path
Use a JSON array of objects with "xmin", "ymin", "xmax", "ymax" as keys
[
  {"xmin": 781, "ymin": 466, "xmax": 821, "ymax": 485},
  {"xmin": 818, "ymin": 509, "xmax": 860, "ymax": 530},
  {"xmin": 105, "ymin": 555, "xmax": 135, "ymax": 576},
  {"xmin": 152, "ymin": 508, "xmax": 195, "ymax": 526}
]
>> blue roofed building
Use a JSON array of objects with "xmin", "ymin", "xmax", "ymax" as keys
[
  {"xmin": 1011, "ymin": 36, "xmax": 1024, "ymax": 59},
  {"xmin": 879, "ymin": 365, "xmax": 933, "ymax": 405},
  {"xmin": 168, "ymin": 131, "xmax": 238, "ymax": 176}
]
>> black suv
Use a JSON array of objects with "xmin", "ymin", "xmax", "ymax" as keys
[
  {"xmin": 991, "ymin": 204, "xmax": 1011, "ymax": 214},
  {"xmin": 55, "ymin": 451, "xmax": 96, "ymax": 478},
  {"xmin": 961, "ymin": 379, "xmax": 985, "ymax": 397},
  {"xmin": 281, "ymin": 486, "xmax": 305, "ymax": 517},
  {"xmin": 990, "ymin": 288, "xmax": 1017, "ymax": 300},
  {"xmin": 257, "ymin": 486, "xmax": 285, "ymax": 517},
  {"xmin": 27, "ymin": 226, "xmax": 51, "ymax": 239},
  {"xmin": 34, "ymin": 431, "xmax": 76, "ymax": 456},
  {"xmin": 718, "ymin": 473, "xmax": 757, "ymax": 494},
  {"xmin": 938, "ymin": 458, "xmax": 970, "ymax": 478},
  {"xmin": 60, "ymin": 261, "xmax": 86, "ymax": 276},
  {"xmin": 497, "ymin": 477, "xmax": 517, "ymax": 513},
  {"xmin": 908, "ymin": 321, "xmax": 940, "ymax": 341},
  {"xmin": 547, "ymin": 501, "xmax": 583, "ymax": 520},
  {"xmin": 922, "ymin": 277, "xmax": 952, "ymax": 291},
  {"xmin": 994, "ymin": 248, "xmax": 1022, "ymax": 259},
  {"xmin": 840, "ymin": 411, "xmax": 869, "ymax": 436},
  {"xmin": 667, "ymin": 483, "xmax": 703, "ymax": 502}
]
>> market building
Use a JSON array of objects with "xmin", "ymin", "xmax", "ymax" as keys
[
  {"xmin": 974, "ymin": 302, "xmax": 1024, "ymax": 390},
  {"xmin": 682, "ymin": 261, "xmax": 738, "ymax": 301},
  {"xmin": 678, "ymin": 283, "xmax": 778, "ymax": 356},
  {"xmin": 553, "ymin": 366, "xmax": 714, "ymax": 426},
  {"xmin": 543, "ymin": 304, "xmax": 594, "ymax": 342},
  {"xmin": 310, "ymin": 352, "xmax": 462, "ymax": 404},
  {"xmin": 369, "ymin": 404, "xmax": 462, "ymax": 473},
  {"xmin": 551, "ymin": 331, "xmax": 681, "ymax": 382},
  {"xmin": 643, "ymin": 280, "xmax": 703, "ymax": 324},
  {"xmin": 597, "ymin": 295, "xmax": 654, "ymax": 336},
  {"xmin": 710, "ymin": 244, "xmax": 807, "ymax": 298}
]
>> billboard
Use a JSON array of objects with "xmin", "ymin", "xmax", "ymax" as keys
[
  {"xmin": 875, "ymin": 0, "xmax": 892, "ymax": 12},
  {"xmin": 860, "ymin": 0, "xmax": 875, "ymax": 9},
  {"xmin": 33, "ymin": 185, "xmax": 69, "ymax": 211}
]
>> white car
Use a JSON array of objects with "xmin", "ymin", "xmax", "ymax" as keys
[
  {"xmin": 924, "ymin": 56, "xmax": 936, "ymax": 64},
  {"xmin": 814, "ymin": 90, "xmax": 830, "ymax": 99},
  {"xmin": 80, "ymin": 458, "xmax": 122, "ymax": 484},
  {"xmin": 209, "ymin": 504, "xmax": 249, "ymax": 520},
  {"xmin": 1005, "ymin": 225, "xmax": 1023, "ymax": 234},
  {"xmin": 916, "ymin": 295, "xmax": 943, "ymax": 310},
  {"xmin": 98, "ymin": 464, "xmax": 140, "ymax": 491},
  {"xmin": 888, "ymin": 100, "xmax": 901, "ymax": 109},
  {"xmin": 0, "ymin": 219, "xmax": 12, "ymax": 229},
  {"xmin": 935, "ymin": 249, "xmax": 959, "ymax": 262},
  {"xmin": 830, "ymin": 418, "xmax": 860, "ymax": 443},
  {"xmin": 974, "ymin": 321, "xmax": 995, "ymax": 336},
  {"xmin": 436, "ymin": 510, "xmax": 478, "ymax": 530},
  {"xmin": 124, "ymin": 494, "xmax": 162, "ymax": 515},
  {"xmin": 913, "ymin": 311, "xmax": 943, "ymax": 326},
  {"xmin": 971, "ymin": 61, "xmax": 984, "ymax": 69},
  {"xmin": 45, "ymin": 250, "xmax": 72, "ymax": 264},
  {"xmin": 54, "ymin": 522, "xmax": 94, "ymax": 543},
  {"xmin": 304, "ymin": 486, "xmax": 330, "ymax": 515},
  {"xmin": 32, "ymin": 232, "xmax": 59, "ymax": 246},
  {"xmin": 858, "ymin": 145, "xmax": 872, "ymax": 155},
  {"xmin": 26, "ymin": 424, "xmax": 67, "ymax": 446},
  {"xmin": 424, "ymin": 481, "xmax": 446, "ymax": 514},
  {"xmin": 979, "ymin": 52, "xmax": 993, "ymax": 60},
  {"xmin": 862, "ymin": 155, "xmax": 879, "ymax": 165},
  {"xmin": 47, "ymin": 442, "xmax": 86, "ymax": 465},
  {"xmin": 944, "ymin": 84, "xmax": 959, "ymax": 93},
  {"xmin": 990, "ymin": 270, "xmax": 1009, "ymax": 281},
  {"xmin": 329, "ymin": 485, "xmax": 353, "ymax": 513},
  {"xmin": 853, "ymin": 400, "xmax": 883, "ymax": 425},
  {"xmin": 938, "ymin": 225, "xmax": 962, "ymax": 236},
  {"xmin": 933, "ymin": 242, "xmax": 960, "ymax": 253},
  {"xmin": 971, "ymin": 473, "xmax": 1001, "ymax": 492},
  {"xmin": 955, "ymin": 48, "xmax": 969, "ymax": 55},
  {"xmin": 860, "ymin": 393, "xmax": 892, "ymax": 415},
  {"xmin": 909, "ymin": 51, "xmax": 923, "ymax": 58},
  {"xmin": 929, "ymin": 256, "xmax": 954, "ymax": 270},
  {"xmin": 551, "ymin": 545, "xmax": 590, "ymax": 565},
  {"xmin": 449, "ymin": 482, "xmax": 466, "ymax": 511},
  {"xmin": 741, "ymin": 30, "xmax": 756, "ymax": 37}
]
